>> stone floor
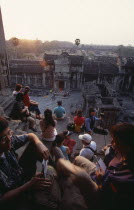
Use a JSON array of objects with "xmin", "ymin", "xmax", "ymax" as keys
[
  {"xmin": 6, "ymin": 91, "xmax": 134, "ymax": 172},
  {"xmin": 28, "ymin": 91, "xmax": 111, "ymax": 171},
  {"xmin": 13, "ymin": 91, "xmax": 134, "ymax": 172},
  {"xmin": 30, "ymin": 90, "xmax": 111, "ymax": 153}
]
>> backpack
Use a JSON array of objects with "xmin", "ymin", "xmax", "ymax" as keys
[
  {"xmin": 86, "ymin": 145, "xmax": 97, "ymax": 155},
  {"xmin": 81, "ymin": 123, "xmax": 86, "ymax": 132},
  {"xmin": 93, "ymin": 127, "xmax": 108, "ymax": 135},
  {"xmin": 67, "ymin": 122, "xmax": 75, "ymax": 131}
]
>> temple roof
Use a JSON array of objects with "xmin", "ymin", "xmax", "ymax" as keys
[
  {"xmin": 84, "ymin": 60, "xmax": 119, "ymax": 74},
  {"xmin": 44, "ymin": 53, "xmax": 84, "ymax": 66},
  {"xmin": 44, "ymin": 54, "xmax": 58, "ymax": 64},
  {"xmin": 94, "ymin": 56, "xmax": 117, "ymax": 65},
  {"xmin": 70, "ymin": 55, "xmax": 84, "ymax": 65},
  {"xmin": 9, "ymin": 60, "xmax": 43, "ymax": 73}
]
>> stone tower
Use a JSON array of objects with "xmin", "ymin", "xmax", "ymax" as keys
[{"xmin": 0, "ymin": 7, "xmax": 9, "ymax": 92}]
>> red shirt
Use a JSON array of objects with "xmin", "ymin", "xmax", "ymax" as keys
[
  {"xmin": 63, "ymin": 137, "xmax": 76, "ymax": 153},
  {"xmin": 74, "ymin": 116, "xmax": 85, "ymax": 126},
  {"xmin": 23, "ymin": 94, "xmax": 31, "ymax": 107}
]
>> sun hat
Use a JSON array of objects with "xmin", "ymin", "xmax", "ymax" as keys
[{"xmin": 79, "ymin": 133, "xmax": 92, "ymax": 144}]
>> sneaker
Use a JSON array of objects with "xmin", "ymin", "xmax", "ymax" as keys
[{"xmin": 29, "ymin": 127, "xmax": 37, "ymax": 132}]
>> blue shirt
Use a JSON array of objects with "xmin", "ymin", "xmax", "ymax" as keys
[
  {"xmin": 0, "ymin": 135, "xmax": 28, "ymax": 199},
  {"xmin": 85, "ymin": 116, "xmax": 99, "ymax": 132},
  {"xmin": 54, "ymin": 106, "xmax": 65, "ymax": 118},
  {"xmin": 59, "ymin": 145, "xmax": 69, "ymax": 160}
]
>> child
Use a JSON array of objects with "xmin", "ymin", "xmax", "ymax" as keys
[
  {"xmin": 55, "ymin": 134, "xmax": 70, "ymax": 160},
  {"xmin": 62, "ymin": 130, "xmax": 77, "ymax": 159}
]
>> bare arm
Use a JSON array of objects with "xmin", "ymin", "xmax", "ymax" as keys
[
  {"xmin": 30, "ymin": 100, "xmax": 38, "ymax": 105},
  {"xmin": 1, "ymin": 174, "xmax": 51, "ymax": 203},
  {"xmin": 21, "ymin": 106, "xmax": 29, "ymax": 113},
  {"xmin": 1, "ymin": 180, "xmax": 32, "ymax": 202}
]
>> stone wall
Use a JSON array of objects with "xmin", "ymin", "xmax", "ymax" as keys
[
  {"xmin": 9, "ymin": 52, "xmax": 134, "ymax": 96},
  {"xmin": 0, "ymin": 8, "xmax": 9, "ymax": 92},
  {"xmin": 44, "ymin": 52, "xmax": 84, "ymax": 91}
]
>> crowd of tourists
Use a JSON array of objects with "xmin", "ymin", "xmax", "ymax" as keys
[{"xmin": 0, "ymin": 84, "xmax": 134, "ymax": 210}]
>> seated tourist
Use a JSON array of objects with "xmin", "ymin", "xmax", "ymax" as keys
[
  {"xmin": 55, "ymin": 134, "xmax": 70, "ymax": 160},
  {"xmin": 57, "ymin": 122, "xmax": 134, "ymax": 210},
  {"xmin": 53, "ymin": 101, "xmax": 66, "ymax": 120},
  {"xmin": 74, "ymin": 110, "xmax": 85, "ymax": 133},
  {"xmin": 102, "ymin": 143, "xmax": 116, "ymax": 167},
  {"xmin": 0, "ymin": 117, "xmax": 50, "ymax": 210},
  {"xmin": 79, "ymin": 133, "xmax": 97, "ymax": 161},
  {"xmin": 9, "ymin": 93, "xmax": 36, "ymax": 132},
  {"xmin": 23, "ymin": 86, "xmax": 41, "ymax": 119},
  {"xmin": 40, "ymin": 108, "xmax": 57, "ymax": 150},
  {"xmin": 12, "ymin": 84, "xmax": 22, "ymax": 97},
  {"xmin": 40, "ymin": 109, "xmax": 65, "ymax": 163},
  {"xmin": 85, "ymin": 107, "xmax": 100, "ymax": 135},
  {"xmin": 62, "ymin": 130, "xmax": 77, "ymax": 159}
]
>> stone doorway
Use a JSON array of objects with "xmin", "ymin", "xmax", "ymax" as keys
[{"xmin": 59, "ymin": 81, "xmax": 64, "ymax": 90}]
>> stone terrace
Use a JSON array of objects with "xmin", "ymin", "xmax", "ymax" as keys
[{"xmin": 30, "ymin": 90, "xmax": 111, "ymax": 153}]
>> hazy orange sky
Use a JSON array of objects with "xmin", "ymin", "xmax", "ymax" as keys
[{"xmin": 1, "ymin": 0, "xmax": 134, "ymax": 45}]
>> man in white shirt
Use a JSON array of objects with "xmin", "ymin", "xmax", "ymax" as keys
[{"xmin": 79, "ymin": 133, "xmax": 97, "ymax": 161}]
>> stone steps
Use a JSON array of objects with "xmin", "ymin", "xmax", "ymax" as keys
[{"xmin": 0, "ymin": 96, "xmax": 15, "ymax": 115}]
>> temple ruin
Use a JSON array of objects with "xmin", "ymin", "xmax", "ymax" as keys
[
  {"xmin": 0, "ymin": 6, "xmax": 134, "ymax": 126},
  {"xmin": 0, "ymin": 8, "xmax": 10, "ymax": 93}
]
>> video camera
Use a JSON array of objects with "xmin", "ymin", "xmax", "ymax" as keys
[{"xmin": 100, "ymin": 113, "xmax": 105, "ymax": 118}]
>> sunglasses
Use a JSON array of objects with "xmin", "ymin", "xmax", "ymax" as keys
[{"xmin": 0, "ymin": 130, "xmax": 13, "ymax": 144}]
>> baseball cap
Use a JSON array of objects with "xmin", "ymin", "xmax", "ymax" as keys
[{"xmin": 79, "ymin": 134, "xmax": 92, "ymax": 144}]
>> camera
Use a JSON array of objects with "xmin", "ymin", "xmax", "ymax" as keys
[{"xmin": 100, "ymin": 113, "xmax": 105, "ymax": 118}]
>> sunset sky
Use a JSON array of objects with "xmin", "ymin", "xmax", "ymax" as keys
[{"xmin": 1, "ymin": 0, "xmax": 134, "ymax": 45}]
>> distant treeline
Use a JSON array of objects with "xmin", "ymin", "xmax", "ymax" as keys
[
  {"xmin": 6, "ymin": 38, "xmax": 134, "ymax": 58},
  {"xmin": 6, "ymin": 39, "xmax": 74, "ymax": 54}
]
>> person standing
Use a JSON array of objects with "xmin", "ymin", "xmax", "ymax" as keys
[{"xmin": 51, "ymin": 93, "xmax": 56, "ymax": 101}]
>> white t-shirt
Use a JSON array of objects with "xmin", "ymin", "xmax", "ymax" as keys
[
  {"xmin": 13, "ymin": 91, "xmax": 19, "ymax": 97},
  {"xmin": 79, "ymin": 141, "xmax": 97, "ymax": 160}
]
